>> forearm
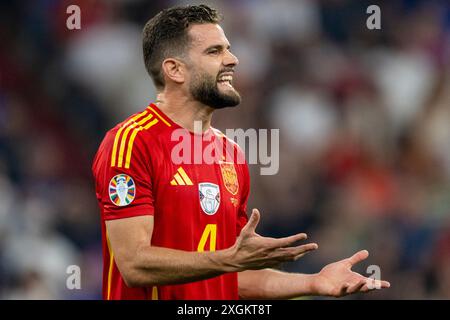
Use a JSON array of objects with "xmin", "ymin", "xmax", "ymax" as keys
[
  {"xmin": 238, "ymin": 269, "xmax": 316, "ymax": 300},
  {"xmin": 124, "ymin": 245, "xmax": 238, "ymax": 287}
]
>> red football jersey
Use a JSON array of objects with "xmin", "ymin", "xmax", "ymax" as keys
[{"xmin": 92, "ymin": 103, "xmax": 249, "ymax": 300}]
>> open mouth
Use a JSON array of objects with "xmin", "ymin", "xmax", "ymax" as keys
[{"xmin": 217, "ymin": 74, "xmax": 233, "ymax": 88}]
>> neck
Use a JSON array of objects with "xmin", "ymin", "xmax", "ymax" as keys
[{"xmin": 155, "ymin": 90, "xmax": 214, "ymax": 133}]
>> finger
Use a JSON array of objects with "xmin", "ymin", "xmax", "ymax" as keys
[
  {"xmin": 291, "ymin": 243, "xmax": 319, "ymax": 255},
  {"xmin": 272, "ymin": 243, "xmax": 317, "ymax": 261},
  {"xmin": 290, "ymin": 243, "xmax": 319, "ymax": 260},
  {"xmin": 241, "ymin": 209, "xmax": 260, "ymax": 234},
  {"xmin": 361, "ymin": 279, "xmax": 391, "ymax": 292},
  {"xmin": 347, "ymin": 279, "xmax": 366, "ymax": 294},
  {"xmin": 270, "ymin": 232, "xmax": 308, "ymax": 248},
  {"xmin": 339, "ymin": 283, "xmax": 350, "ymax": 296},
  {"xmin": 346, "ymin": 250, "xmax": 369, "ymax": 267}
]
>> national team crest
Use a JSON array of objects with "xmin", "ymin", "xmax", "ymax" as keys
[
  {"xmin": 109, "ymin": 174, "xmax": 136, "ymax": 207},
  {"xmin": 219, "ymin": 162, "xmax": 239, "ymax": 195},
  {"xmin": 199, "ymin": 183, "xmax": 220, "ymax": 215}
]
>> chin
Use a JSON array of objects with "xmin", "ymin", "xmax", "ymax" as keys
[{"xmin": 218, "ymin": 84, "xmax": 238, "ymax": 96}]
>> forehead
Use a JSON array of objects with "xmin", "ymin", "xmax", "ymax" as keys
[{"xmin": 188, "ymin": 23, "xmax": 230, "ymax": 49}]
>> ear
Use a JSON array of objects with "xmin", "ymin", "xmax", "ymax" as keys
[{"xmin": 161, "ymin": 58, "xmax": 185, "ymax": 85}]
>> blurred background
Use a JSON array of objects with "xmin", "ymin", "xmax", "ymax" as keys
[{"xmin": 0, "ymin": 0, "xmax": 449, "ymax": 299}]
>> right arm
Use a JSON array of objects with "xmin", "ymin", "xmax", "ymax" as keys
[
  {"xmin": 106, "ymin": 209, "xmax": 318, "ymax": 287},
  {"xmin": 106, "ymin": 215, "xmax": 233, "ymax": 287}
]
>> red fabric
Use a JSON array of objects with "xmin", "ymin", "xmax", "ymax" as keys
[{"xmin": 92, "ymin": 104, "xmax": 249, "ymax": 300}]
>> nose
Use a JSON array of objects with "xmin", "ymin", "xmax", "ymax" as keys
[{"xmin": 224, "ymin": 50, "xmax": 239, "ymax": 67}]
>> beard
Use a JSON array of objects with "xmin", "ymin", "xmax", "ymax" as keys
[{"xmin": 189, "ymin": 70, "xmax": 241, "ymax": 109}]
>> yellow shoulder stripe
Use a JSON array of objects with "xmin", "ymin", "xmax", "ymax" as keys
[
  {"xmin": 148, "ymin": 106, "xmax": 172, "ymax": 127},
  {"xmin": 124, "ymin": 118, "xmax": 158, "ymax": 169},
  {"xmin": 117, "ymin": 113, "xmax": 153, "ymax": 168},
  {"xmin": 111, "ymin": 110, "xmax": 148, "ymax": 167},
  {"xmin": 110, "ymin": 110, "xmax": 159, "ymax": 168}
]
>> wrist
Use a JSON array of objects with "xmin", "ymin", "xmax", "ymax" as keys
[
  {"xmin": 302, "ymin": 273, "xmax": 320, "ymax": 296},
  {"xmin": 206, "ymin": 246, "xmax": 242, "ymax": 273}
]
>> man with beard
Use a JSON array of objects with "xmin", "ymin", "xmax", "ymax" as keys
[{"xmin": 92, "ymin": 4, "xmax": 390, "ymax": 300}]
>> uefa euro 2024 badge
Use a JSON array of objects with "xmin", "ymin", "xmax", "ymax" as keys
[
  {"xmin": 109, "ymin": 174, "xmax": 136, "ymax": 206},
  {"xmin": 199, "ymin": 183, "xmax": 220, "ymax": 215}
]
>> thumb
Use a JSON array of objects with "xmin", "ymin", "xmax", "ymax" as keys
[
  {"xmin": 242, "ymin": 208, "xmax": 260, "ymax": 234},
  {"xmin": 347, "ymin": 250, "xmax": 369, "ymax": 267}
]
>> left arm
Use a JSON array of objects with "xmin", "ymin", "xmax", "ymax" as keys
[
  {"xmin": 238, "ymin": 250, "xmax": 390, "ymax": 299},
  {"xmin": 238, "ymin": 268, "xmax": 316, "ymax": 299}
]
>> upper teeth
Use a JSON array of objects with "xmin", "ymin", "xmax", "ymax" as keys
[{"xmin": 219, "ymin": 75, "xmax": 232, "ymax": 82}]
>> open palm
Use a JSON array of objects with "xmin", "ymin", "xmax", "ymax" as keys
[{"xmin": 312, "ymin": 250, "xmax": 390, "ymax": 297}]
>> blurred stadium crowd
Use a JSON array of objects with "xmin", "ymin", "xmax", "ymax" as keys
[{"xmin": 0, "ymin": 0, "xmax": 449, "ymax": 299}]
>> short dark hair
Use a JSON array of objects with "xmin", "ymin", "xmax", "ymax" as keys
[{"xmin": 142, "ymin": 4, "xmax": 222, "ymax": 90}]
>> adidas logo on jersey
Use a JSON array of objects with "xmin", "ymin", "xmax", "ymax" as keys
[{"xmin": 170, "ymin": 167, "xmax": 193, "ymax": 186}]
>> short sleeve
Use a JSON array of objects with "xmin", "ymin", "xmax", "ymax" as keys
[{"xmin": 93, "ymin": 129, "xmax": 154, "ymax": 220}]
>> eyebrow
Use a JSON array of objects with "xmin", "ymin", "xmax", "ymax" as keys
[{"xmin": 203, "ymin": 44, "xmax": 231, "ymax": 53}]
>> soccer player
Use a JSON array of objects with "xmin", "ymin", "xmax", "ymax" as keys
[{"xmin": 92, "ymin": 4, "xmax": 390, "ymax": 300}]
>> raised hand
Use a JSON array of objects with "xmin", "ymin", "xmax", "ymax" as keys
[
  {"xmin": 311, "ymin": 250, "xmax": 391, "ymax": 297},
  {"xmin": 228, "ymin": 209, "xmax": 319, "ymax": 271}
]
